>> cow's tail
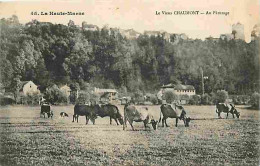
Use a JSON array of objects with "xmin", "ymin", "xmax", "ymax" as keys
[
  {"xmin": 159, "ymin": 105, "xmax": 163, "ymax": 123},
  {"xmin": 123, "ymin": 104, "xmax": 128, "ymax": 130},
  {"xmin": 216, "ymin": 105, "xmax": 219, "ymax": 114},
  {"xmin": 158, "ymin": 104, "xmax": 164, "ymax": 123},
  {"xmin": 158, "ymin": 111, "xmax": 162, "ymax": 123}
]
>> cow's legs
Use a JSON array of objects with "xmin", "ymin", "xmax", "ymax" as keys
[
  {"xmin": 161, "ymin": 118, "xmax": 164, "ymax": 127},
  {"xmin": 232, "ymin": 113, "xmax": 235, "ymax": 118},
  {"xmin": 218, "ymin": 112, "xmax": 222, "ymax": 119},
  {"xmin": 123, "ymin": 119, "xmax": 127, "ymax": 130},
  {"xmin": 129, "ymin": 120, "xmax": 135, "ymax": 131},
  {"xmin": 143, "ymin": 119, "xmax": 149, "ymax": 129},
  {"xmin": 76, "ymin": 115, "xmax": 79, "ymax": 123},
  {"xmin": 91, "ymin": 118, "xmax": 95, "ymax": 125},
  {"xmin": 182, "ymin": 117, "xmax": 186, "ymax": 126},
  {"xmin": 175, "ymin": 118, "xmax": 178, "ymax": 127},
  {"xmin": 85, "ymin": 115, "xmax": 89, "ymax": 125},
  {"xmin": 226, "ymin": 112, "xmax": 229, "ymax": 119},
  {"xmin": 164, "ymin": 117, "xmax": 169, "ymax": 127},
  {"xmin": 72, "ymin": 115, "xmax": 75, "ymax": 122},
  {"xmin": 110, "ymin": 117, "xmax": 112, "ymax": 125},
  {"xmin": 114, "ymin": 118, "xmax": 119, "ymax": 125}
]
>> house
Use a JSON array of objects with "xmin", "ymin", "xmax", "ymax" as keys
[
  {"xmin": 232, "ymin": 23, "xmax": 245, "ymax": 40},
  {"xmin": 158, "ymin": 83, "xmax": 196, "ymax": 96},
  {"xmin": 59, "ymin": 85, "xmax": 71, "ymax": 98},
  {"xmin": 157, "ymin": 83, "xmax": 196, "ymax": 104},
  {"xmin": 94, "ymin": 87, "xmax": 118, "ymax": 103},
  {"xmin": 20, "ymin": 81, "xmax": 40, "ymax": 95},
  {"xmin": 144, "ymin": 30, "xmax": 161, "ymax": 37},
  {"xmin": 220, "ymin": 34, "xmax": 234, "ymax": 41},
  {"xmin": 82, "ymin": 22, "xmax": 99, "ymax": 31},
  {"xmin": 119, "ymin": 29, "xmax": 141, "ymax": 39}
]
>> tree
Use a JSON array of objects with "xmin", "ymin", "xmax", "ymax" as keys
[
  {"xmin": 10, "ymin": 76, "xmax": 21, "ymax": 103},
  {"xmin": 250, "ymin": 92, "xmax": 260, "ymax": 109}
]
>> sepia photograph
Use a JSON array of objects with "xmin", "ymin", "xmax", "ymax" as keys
[{"xmin": 0, "ymin": 0, "xmax": 259, "ymax": 165}]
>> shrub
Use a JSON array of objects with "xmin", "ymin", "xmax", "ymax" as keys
[
  {"xmin": 163, "ymin": 90, "xmax": 178, "ymax": 104},
  {"xmin": 130, "ymin": 91, "xmax": 144, "ymax": 105},
  {"xmin": 250, "ymin": 92, "xmax": 260, "ymax": 108},
  {"xmin": 201, "ymin": 93, "xmax": 212, "ymax": 105},
  {"xmin": 76, "ymin": 91, "xmax": 90, "ymax": 104},
  {"xmin": 44, "ymin": 84, "xmax": 68, "ymax": 104},
  {"xmin": 90, "ymin": 93, "xmax": 100, "ymax": 105},
  {"xmin": 23, "ymin": 93, "xmax": 43, "ymax": 105},
  {"xmin": 0, "ymin": 96, "xmax": 15, "ymax": 105},
  {"xmin": 189, "ymin": 95, "xmax": 201, "ymax": 105},
  {"xmin": 149, "ymin": 94, "xmax": 158, "ymax": 105}
]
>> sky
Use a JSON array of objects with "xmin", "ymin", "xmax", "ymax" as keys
[{"xmin": 0, "ymin": 0, "xmax": 259, "ymax": 42}]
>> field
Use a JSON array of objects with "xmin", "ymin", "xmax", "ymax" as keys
[{"xmin": 0, "ymin": 105, "xmax": 259, "ymax": 166}]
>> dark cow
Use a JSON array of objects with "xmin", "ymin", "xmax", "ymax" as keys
[
  {"xmin": 159, "ymin": 104, "xmax": 190, "ymax": 127},
  {"xmin": 123, "ymin": 104, "xmax": 158, "ymax": 131},
  {"xmin": 40, "ymin": 104, "xmax": 53, "ymax": 118},
  {"xmin": 72, "ymin": 104, "xmax": 96, "ymax": 124},
  {"xmin": 92, "ymin": 104, "xmax": 124, "ymax": 125},
  {"xmin": 216, "ymin": 103, "xmax": 240, "ymax": 119},
  {"xmin": 60, "ymin": 112, "xmax": 69, "ymax": 117}
]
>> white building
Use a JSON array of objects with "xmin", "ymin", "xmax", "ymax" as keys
[
  {"xmin": 20, "ymin": 81, "xmax": 40, "ymax": 95},
  {"xmin": 157, "ymin": 83, "xmax": 196, "ymax": 101}
]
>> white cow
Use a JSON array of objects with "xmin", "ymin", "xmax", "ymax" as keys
[{"xmin": 123, "ymin": 104, "xmax": 158, "ymax": 131}]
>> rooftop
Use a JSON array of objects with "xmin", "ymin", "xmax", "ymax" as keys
[{"xmin": 161, "ymin": 84, "xmax": 195, "ymax": 90}]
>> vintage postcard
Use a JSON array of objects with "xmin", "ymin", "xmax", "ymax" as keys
[{"xmin": 0, "ymin": 0, "xmax": 259, "ymax": 165}]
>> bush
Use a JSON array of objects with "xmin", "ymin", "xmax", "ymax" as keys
[
  {"xmin": 44, "ymin": 84, "xmax": 68, "ymax": 104},
  {"xmin": 213, "ymin": 90, "xmax": 228, "ymax": 104},
  {"xmin": 189, "ymin": 95, "xmax": 201, "ymax": 105},
  {"xmin": 149, "ymin": 94, "xmax": 158, "ymax": 105},
  {"xmin": 90, "ymin": 93, "xmax": 100, "ymax": 105},
  {"xmin": 250, "ymin": 92, "xmax": 260, "ymax": 108},
  {"xmin": 0, "ymin": 96, "xmax": 15, "ymax": 105},
  {"xmin": 231, "ymin": 95, "xmax": 250, "ymax": 105},
  {"xmin": 22, "ymin": 93, "xmax": 43, "ymax": 105},
  {"xmin": 130, "ymin": 91, "xmax": 144, "ymax": 105},
  {"xmin": 201, "ymin": 93, "xmax": 212, "ymax": 105},
  {"xmin": 76, "ymin": 91, "xmax": 90, "ymax": 104},
  {"xmin": 163, "ymin": 90, "xmax": 178, "ymax": 104}
]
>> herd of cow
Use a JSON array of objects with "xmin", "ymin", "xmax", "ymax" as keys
[{"xmin": 40, "ymin": 103, "xmax": 240, "ymax": 131}]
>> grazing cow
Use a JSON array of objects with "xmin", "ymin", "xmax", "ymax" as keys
[
  {"xmin": 216, "ymin": 103, "xmax": 240, "ymax": 119},
  {"xmin": 159, "ymin": 104, "xmax": 190, "ymax": 127},
  {"xmin": 40, "ymin": 104, "xmax": 53, "ymax": 118},
  {"xmin": 123, "ymin": 104, "xmax": 158, "ymax": 131},
  {"xmin": 92, "ymin": 104, "xmax": 124, "ymax": 125},
  {"xmin": 60, "ymin": 112, "xmax": 69, "ymax": 118},
  {"xmin": 72, "ymin": 104, "xmax": 96, "ymax": 124}
]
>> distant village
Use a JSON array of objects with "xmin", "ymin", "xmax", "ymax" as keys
[
  {"xmin": 82, "ymin": 22, "xmax": 259, "ymax": 43},
  {"xmin": 13, "ymin": 80, "xmax": 197, "ymax": 105}
]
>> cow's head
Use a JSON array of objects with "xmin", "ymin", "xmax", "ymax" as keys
[
  {"xmin": 118, "ymin": 117, "xmax": 124, "ymax": 125},
  {"xmin": 150, "ymin": 119, "xmax": 158, "ymax": 130},
  {"xmin": 234, "ymin": 109, "xmax": 240, "ymax": 118},
  {"xmin": 231, "ymin": 105, "xmax": 240, "ymax": 118},
  {"xmin": 179, "ymin": 110, "xmax": 187, "ymax": 120},
  {"xmin": 48, "ymin": 111, "xmax": 53, "ymax": 118},
  {"xmin": 185, "ymin": 117, "xmax": 191, "ymax": 127}
]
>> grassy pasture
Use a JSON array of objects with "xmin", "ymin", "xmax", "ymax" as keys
[{"xmin": 0, "ymin": 105, "xmax": 259, "ymax": 166}]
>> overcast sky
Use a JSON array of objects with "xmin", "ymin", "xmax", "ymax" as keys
[{"xmin": 0, "ymin": 0, "xmax": 259, "ymax": 42}]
